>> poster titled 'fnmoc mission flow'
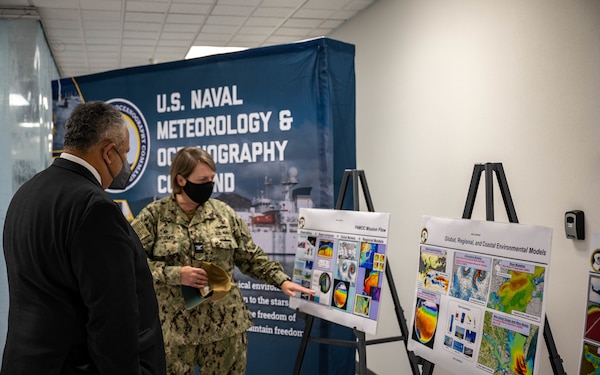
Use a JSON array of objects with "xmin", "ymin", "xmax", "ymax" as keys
[{"xmin": 289, "ymin": 208, "xmax": 391, "ymax": 335}]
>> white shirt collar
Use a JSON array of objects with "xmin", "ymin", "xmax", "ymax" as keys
[{"xmin": 60, "ymin": 152, "xmax": 102, "ymax": 185}]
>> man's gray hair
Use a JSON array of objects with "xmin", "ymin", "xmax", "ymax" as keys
[{"xmin": 63, "ymin": 101, "xmax": 126, "ymax": 153}]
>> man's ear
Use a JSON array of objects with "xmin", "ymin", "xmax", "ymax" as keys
[{"xmin": 101, "ymin": 142, "xmax": 116, "ymax": 164}]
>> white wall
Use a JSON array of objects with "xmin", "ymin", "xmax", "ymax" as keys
[{"xmin": 331, "ymin": 0, "xmax": 600, "ymax": 374}]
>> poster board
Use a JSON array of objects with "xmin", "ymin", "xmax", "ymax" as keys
[
  {"xmin": 408, "ymin": 216, "xmax": 552, "ymax": 375},
  {"xmin": 51, "ymin": 37, "xmax": 357, "ymax": 374},
  {"xmin": 579, "ymin": 233, "xmax": 600, "ymax": 374},
  {"xmin": 289, "ymin": 208, "xmax": 391, "ymax": 335}
]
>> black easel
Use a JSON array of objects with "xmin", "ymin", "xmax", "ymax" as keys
[
  {"xmin": 293, "ymin": 169, "xmax": 433, "ymax": 375},
  {"xmin": 462, "ymin": 162, "xmax": 566, "ymax": 375}
]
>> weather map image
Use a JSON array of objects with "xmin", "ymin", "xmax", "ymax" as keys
[
  {"xmin": 359, "ymin": 242, "xmax": 377, "ymax": 268},
  {"xmin": 477, "ymin": 312, "xmax": 539, "ymax": 375},
  {"xmin": 449, "ymin": 252, "xmax": 491, "ymax": 304},
  {"xmin": 487, "ymin": 260, "xmax": 544, "ymax": 320},
  {"xmin": 418, "ymin": 246, "xmax": 449, "ymax": 293},
  {"xmin": 412, "ymin": 291, "xmax": 441, "ymax": 349},
  {"xmin": 317, "ymin": 239, "xmax": 334, "ymax": 258},
  {"xmin": 580, "ymin": 341, "xmax": 600, "ymax": 375},
  {"xmin": 332, "ymin": 280, "xmax": 349, "ymax": 310},
  {"xmin": 354, "ymin": 294, "xmax": 371, "ymax": 317}
]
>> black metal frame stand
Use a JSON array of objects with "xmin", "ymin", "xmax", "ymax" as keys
[
  {"xmin": 293, "ymin": 169, "xmax": 432, "ymax": 375},
  {"xmin": 462, "ymin": 162, "xmax": 566, "ymax": 375}
]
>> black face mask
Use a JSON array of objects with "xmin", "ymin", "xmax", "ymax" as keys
[
  {"xmin": 106, "ymin": 148, "xmax": 131, "ymax": 190},
  {"xmin": 183, "ymin": 180, "xmax": 214, "ymax": 205}
]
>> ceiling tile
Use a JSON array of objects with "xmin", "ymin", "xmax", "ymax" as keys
[
  {"xmin": 192, "ymin": 33, "xmax": 231, "ymax": 45},
  {"xmin": 170, "ymin": 3, "xmax": 211, "ymax": 14},
  {"xmin": 244, "ymin": 17, "xmax": 282, "ymax": 27},
  {"xmin": 201, "ymin": 24, "xmax": 238, "ymax": 34},
  {"xmin": 274, "ymin": 27, "xmax": 312, "ymax": 37},
  {"xmin": 122, "ymin": 38, "xmax": 157, "ymax": 46},
  {"xmin": 156, "ymin": 39, "xmax": 190, "ymax": 47},
  {"xmin": 121, "ymin": 45, "xmax": 155, "ymax": 54},
  {"xmin": 260, "ymin": 0, "xmax": 303, "ymax": 7},
  {"xmin": 85, "ymin": 30, "xmax": 121, "ymax": 40},
  {"xmin": 124, "ymin": 22, "xmax": 162, "ymax": 32},
  {"xmin": 125, "ymin": 12, "xmax": 165, "ymax": 23},
  {"xmin": 1, "ymin": 0, "xmax": 35, "ymax": 6},
  {"xmin": 284, "ymin": 18, "xmax": 324, "ymax": 28},
  {"xmin": 84, "ymin": 20, "xmax": 122, "ymax": 30},
  {"xmin": 252, "ymin": 7, "xmax": 295, "ymax": 18},
  {"xmin": 171, "ymin": 0, "xmax": 214, "ymax": 3},
  {"xmin": 81, "ymin": 10, "xmax": 122, "ymax": 21},
  {"xmin": 166, "ymin": 13, "xmax": 205, "ymax": 23},
  {"xmin": 11, "ymin": 0, "xmax": 375, "ymax": 77},
  {"xmin": 163, "ymin": 23, "xmax": 202, "ymax": 33},
  {"xmin": 218, "ymin": 0, "xmax": 263, "ymax": 6},
  {"xmin": 294, "ymin": 9, "xmax": 335, "ymax": 19},
  {"xmin": 212, "ymin": 5, "xmax": 254, "ymax": 17},
  {"xmin": 32, "ymin": 0, "xmax": 78, "ymax": 9},
  {"xmin": 205, "ymin": 15, "xmax": 247, "ymax": 26},
  {"xmin": 80, "ymin": 0, "xmax": 122, "ymax": 11},
  {"xmin": 126, "ymin": 1, "xmax": 170, "ymax": 13},
  {"xmin": 37, "ymin": 8, "xmax": 81, "ymax": 20},
  {"xmin": 238, "ymin": 26, "xmax": 274, "ymax": 36},
  {"xmin": 159, "ymin": 31, "xmax": 197, "ymax": 40},
  {"xmin": 304, "ymin": 0, "xmax": 353, "ymax": 10},
  {"xmin": 84, "ymin": 44, "xmax": 119, "ymax": 52},
  {"xmin": 122, "ymin": 30, "xmax": 159, "ymax": 40},
  {"xmin": 230, "ymin": 34, "xmax": 269, "ymax": 44}
]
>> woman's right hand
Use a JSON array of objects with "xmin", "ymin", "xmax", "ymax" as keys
[{"xmin": 180, "ymin": 265, "xmax": 208, "ymax": 288}]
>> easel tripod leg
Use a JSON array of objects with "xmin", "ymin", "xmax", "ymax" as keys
[
  {"xmin": 292, "ymin": 312, "xmax": 315, "ymax": 375},
  {"xmin": 354, "ymin": 328, "xmax": 367, "ymax": 375}
]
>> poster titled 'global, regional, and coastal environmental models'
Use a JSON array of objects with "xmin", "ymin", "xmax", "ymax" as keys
[{"xmin": 408, "ymin": 216, "xmax": 552, "ymax": 375}]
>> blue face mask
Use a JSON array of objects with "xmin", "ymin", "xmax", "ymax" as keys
[
  {"xmin": 106, "ymin": 148, "xmax": 131, "ymax": 190},
  {"xmin": 183, "ymin": 180, "xmax": 214, "ymax": 205}
]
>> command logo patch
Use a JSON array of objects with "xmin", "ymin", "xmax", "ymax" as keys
[{"xmin": 106, "ymin": 98, "xmax": 150, "ymax": 192}]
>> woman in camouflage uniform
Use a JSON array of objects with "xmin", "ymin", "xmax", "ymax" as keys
[{"xmin": 132, "ymin": 146, "xmax": 313, "ymax": 375}]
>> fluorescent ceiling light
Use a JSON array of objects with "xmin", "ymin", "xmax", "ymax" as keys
[
  {"xmin": 9, "ymin": 94, "xmax": 29, "ymax": 106},
  {"xmin": 185, "ymin": 46, "xmax": 247, "ymax": 59},
  {"xmin": 19, "ymin": 122, "xmax": 39, "ymax": 128}
]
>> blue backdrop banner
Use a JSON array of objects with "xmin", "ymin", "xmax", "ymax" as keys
[{"xmin": 52, "ymin": 37, "xmax": 357, "ymax": 374}]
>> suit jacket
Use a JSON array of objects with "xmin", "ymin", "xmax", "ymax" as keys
[{"xmin": 1, "ymin": 158, "xmax": 166, "ymax": 375}]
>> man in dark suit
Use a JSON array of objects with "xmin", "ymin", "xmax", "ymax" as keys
[{"xmin": 2, "ymin": 101, "xmax": 166, "ymax": 374}]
